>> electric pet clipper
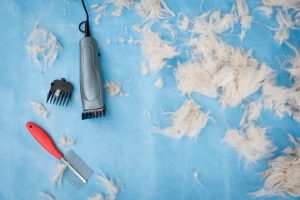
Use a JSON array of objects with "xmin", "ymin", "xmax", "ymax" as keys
[{"xmin": 79, "ymin": 0, "xmax": 105, "ymax": 120}]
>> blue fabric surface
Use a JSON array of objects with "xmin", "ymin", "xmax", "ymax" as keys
[{"xmin": 0, "ymin": 0, "xmax": 299, "ymax": 200}]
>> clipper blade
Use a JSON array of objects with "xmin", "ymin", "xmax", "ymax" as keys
[
  {"xmin": 62, "ymin": 150, "xmax": 94, "ymax": 189},
  {"xmin": 82, "ymin": 107, "xmax": 105, "ymax": 120},
  {"xmin": 47, "ymin": 78, "xmax": 73, "ymax": 106}
]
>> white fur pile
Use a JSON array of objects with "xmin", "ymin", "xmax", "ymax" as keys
[
  {"xmin": 51, "ymin": 162, "xmax": 67, "ymax": 185},
  {"xmin": 109, "ymin": 0, "xmax": 134, "ymax": 17},
  {"xmin": 59, "ymin": 136, "xmax": 76, "ymax": 147},
  {"xmin": 240, "ymin": 101, "xmax": 263, "ymax": 127},
  {"xmin": 190, "ymin": 10, "xmax": 238, "ymax": 35},
  {"xmin": 256, "ymin": 6, "xmax": 273, "ymax": 18},
  {"xmin": 140, "ymin": 27, "xmax": 179, "ymax": 73},
  {"xmin": 30, "ymin": 101, "xmax": 48, "ymax": 118},
  {"xmin": 88, "ymin": 193, "xmax": 104, "ymax": 200},
  {"xmin": 127, "ymin": 36, "xmax": 139, "ymax": 45},
  {"xmin": 91, "ymin": 4, "xmax": 107, "ymax": 25},
  {"xmin": 104, "ymin": 81, "xmax": 127, "ymax": 96},
  {"xmin": 135, "ymin": 0, "xmax": 175, "ymax": 23},
  {"xmin": 236, "ymin": 0, "xmax": 252, "ymax": 40},
  {"xmin": 274, "ymin": 10, "xmax": 294, "ymax": 45},
  {"xmin": 177, "ymin": 13, "xmax": 190, "ymax": 31},
  {"xmin": 262, "ymin": 0, "xmax": 300, "ymax": 10},
  {"xmin": 224, "ymin": 124, "xmax": 276, "ymax": 165},
  {"xmin": 176, "ymin": 34, "xmax": 274, "ymax": 107},
  {"xmin": 262, "ymin": 80, "xmax": 299, "ymax": 120},
  {"xmin": 240, "ymin": 101, "xmax": 263, "ymax": 126},
  {"xmin": 132, "ymin": 24, "xmax": 142, "ymax": 32},
  {"xmin": 285, "ymin": 44, "xmax": 300, "ymax": 122},
  {"xmin": 254, "ymin": 134, "xmax": 300, "ymax": 197},
  {"xmin": 26, "ymin": 25, "xmax": 60, "ymax": 69},
  {"xmin": 157, "ymin": 100, "xmax": 209, "ymax": 139},
  {"xmin": 97, "ymin": 172, "xmax": 118, "ymax": 200},
  {"xmin": 286, "ymin": 43, "xmax": 300, "ymax": 83},
  {"xmin": 154, "ymin": 78, "xmax": 164, "ymax": 89},
  {"xmin": 161, "ymin": 20, "xmax": 177, "ymax": 39},
  {"xmin": 258, "ymin": 0, "xmax": 300, "ymax": 45},
  {"xmin": 175, "ymin": 59, "xmax": 218, "ymax": 97}
]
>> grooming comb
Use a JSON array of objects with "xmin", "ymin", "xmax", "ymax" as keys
[
  {"xmin": 46, "ymin": 78, "xmax": 73, "ymax": 106},
  {"xmin": 26, "ymin": 122, "xmax": 93, "ymax": 189}
]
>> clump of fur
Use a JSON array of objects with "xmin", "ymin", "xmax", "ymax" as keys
[
  {"xmin": 135, "ymin": 0, "xmax": 175, "ymax": 23},
  {"xmin": 88, "ymin": 193, "xmax": 104, "ymax": 200},
  {"xmin": 262, "ymin": 0, "xmax": 300, "ymax": 10},
  {"xmin": 91, "ymin": 4, "xmax": 107, "ymax": 25},
  {"xmin": 286, "ymin": 43, "xmax": 300, "ymax": 83},
  {"xmin": 59, "ymin": 136, "xmax": 75, "ymax": 147},
  {"xmin": 51, "ymin": 162, "xmax": 67, "ymax": 185},
  {"xmin": 262, "ymin": 79, "xmax": 300, "ymax": 123},
  {"xmin": 236, "ymin": 0, "xmax": 252, "ymax": 40},
  {"xmin": 127, "ymin": 36, "xmax": 139, "ymax": 45},
  {"xmin": 258, "ymin": 0, "xmax": 300, "ymax": 45},
  {"xmin": 161, "ymin": 20, "xmax": 177, "ymax": 39},
  {"xmin": 97, "ymin": 172, "xmax": 118, "ymax": 200},
  {"xmin": 30, "ymin": 101, "xmax": 48, "ymax": 118},
  {"xmin": 109, "ymin": 0, "xmax": 134, "ymax": 17},
  {"xmin": 104, "ymin": 81, "xmax": 127, "ymax": 96},
  {"xmin": 175, "ymin": 59, "xmax": 218, "ymax": 97},
  {"xmin": 132, "ymin": 24, "xmax": 142, "ymax": 32},
  {"xmin": 176, "ymin": 34, "xmax": 274, "ymax": 107},
  {"xmin": 274, "ymin": 10, "xmax": 295, "ymax": 45},
  {"xmin": 177, "ymin": 13, "xmax": 190, "ymax": 31},
  {"xmin": 253, "ymin": 134, "xmax": 300, "ymax": 197},
  {"xmin": 154, "ymin": 78, "xmax": 164, "ymax": 89},
  {"xmin": 26, "ymin": 25, "xmax": 61, "ymax": 69},
  {"xmin": 190, "ymin": 10, "xmax": 238, "ymax": 35},
  {"xmin": 224, "ymin": 124, "xmax": 276, "ymax": 165},
  {"xmin": 157, "ymin": 100, "xmax": 209, "ymax": 139},
  {"xmin": 140, "ymin": 27, "xmax": 179, "ymax": 73},
  {"xmin": 256, "ymin": 6, "xmax": 273, "ymax": 18},
  {"xmin": 240, "ymin": 101, "xmax": 263, "ymax": 126}
]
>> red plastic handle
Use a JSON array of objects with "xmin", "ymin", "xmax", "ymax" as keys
[{"xmin": 26, "ymin": 122, "xmax": 63, "ymax": 159}]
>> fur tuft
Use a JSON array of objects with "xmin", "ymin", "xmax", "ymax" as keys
[
  {"xmin": 224, "ymin": 124, "xmax": 276, "ymax": 165},
  {"xmin": 253, "ymin": 133, "xmax": 300, "ymax": 197},
  {"xmin": 157, "ymin": 100, "xmax": 209, "ymax": 139}
]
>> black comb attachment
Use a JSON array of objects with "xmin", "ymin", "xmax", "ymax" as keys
[
  {"xmin": 82, "ymin": 107, "xmax": 105, "ymax": 120},
  {"xmin": 47, "ymin": 78, "xmax": 73, "ymax": 107},
  {"xmin": 63, "ymin": 150, "xmax": 94, "ymax": 190}
]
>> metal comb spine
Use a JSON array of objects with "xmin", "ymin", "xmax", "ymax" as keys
[{"xmin": 62, "ymin": 150, "xmax": 94, "ymax": 189}]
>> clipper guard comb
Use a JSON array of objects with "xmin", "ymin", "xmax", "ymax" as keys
[{"xmin": 47, "ymin": 78, "xmax": 73, "ymax": 106}]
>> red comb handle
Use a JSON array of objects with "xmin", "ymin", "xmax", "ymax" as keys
[{"xmin": 26, "ymin": 122, "xmax": 63, "ymax": 159}]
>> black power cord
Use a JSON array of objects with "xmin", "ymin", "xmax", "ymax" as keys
[{"xmin": 79, "ymin": 0, "xmax": 91, "ymax": 37}]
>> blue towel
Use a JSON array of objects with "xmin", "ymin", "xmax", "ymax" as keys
[{"xmin": 0, "ymin": 0, "xmax": 299, "ymax": 199}]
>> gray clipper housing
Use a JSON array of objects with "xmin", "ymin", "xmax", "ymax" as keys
[{"xmin": 80, "ymin": 37, "xmax": 105, "ymax": 120}]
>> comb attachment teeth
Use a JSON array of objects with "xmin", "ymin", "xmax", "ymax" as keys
[
  {"xmin": 82, "ymin": 107, "xmax": 105, "ymax": 120},
  {"xmin": 46, "ymin": 78, "xmax": 73, "ymax": 107},
  {"xmin": 62, "ymin": 150, "xmax": 94, "ymax": 189}
]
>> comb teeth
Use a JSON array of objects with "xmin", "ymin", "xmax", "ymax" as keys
[
  {"xmin": 82, "ymin": 107, "xmax": 105, "ymax": 120},
  {"xmin": 63, "ymin": 150, "xmax": 94, "ymax": 189},
  {"xmin": 46, "ymin": 78, "xmax": 73, "ymax": 107}
]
